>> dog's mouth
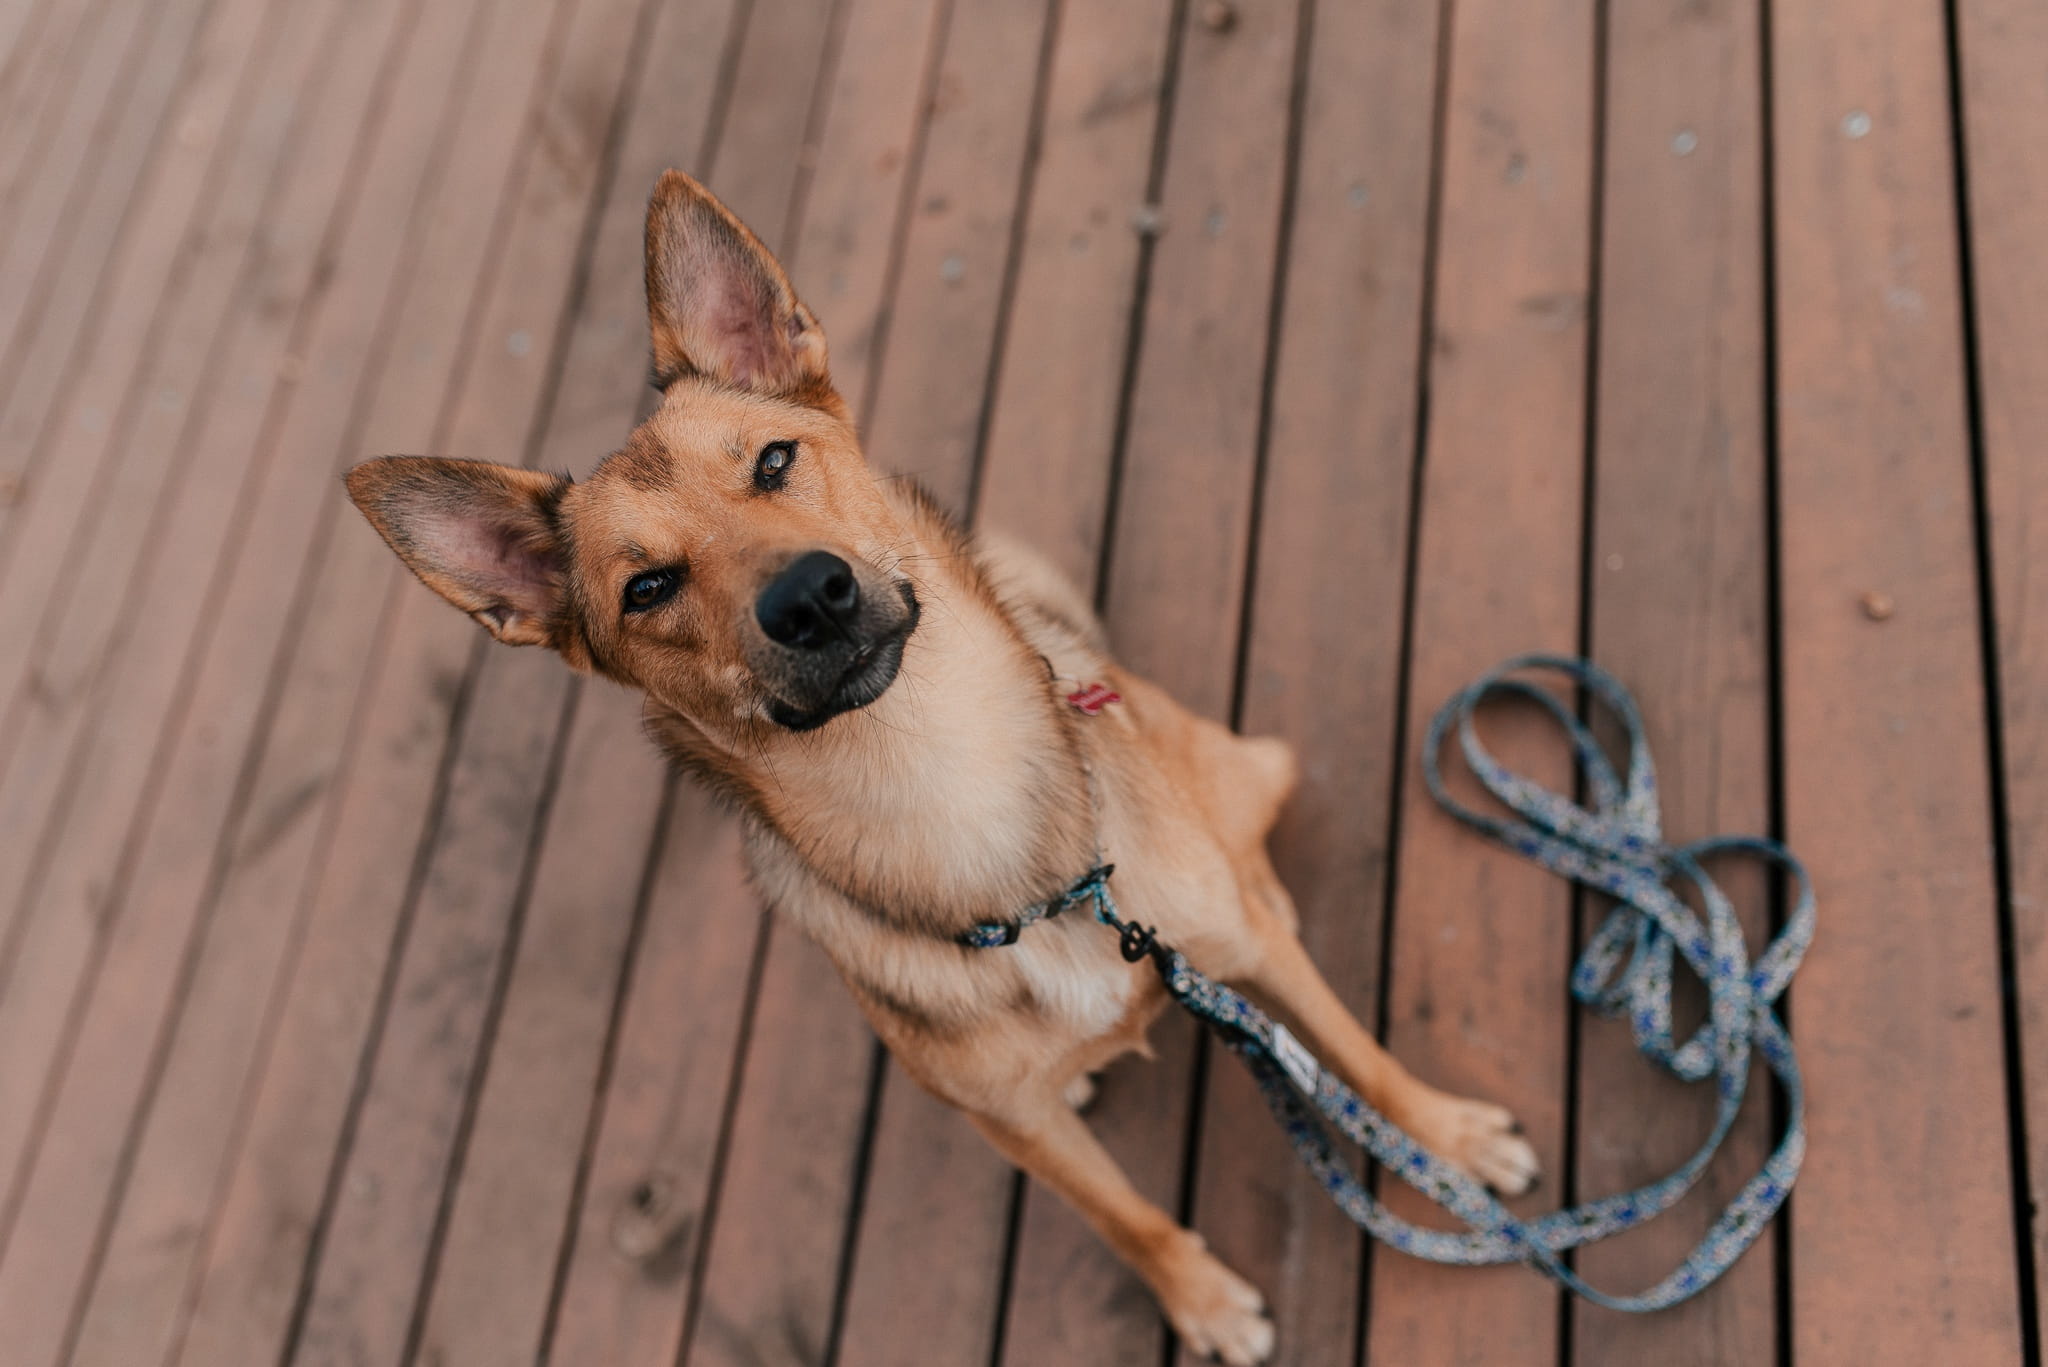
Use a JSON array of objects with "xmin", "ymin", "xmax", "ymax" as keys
[{"xmin": 765, "ymin": 581, "xmax": 920, "ymax": 732}]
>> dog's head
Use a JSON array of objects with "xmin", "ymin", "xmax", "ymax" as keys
[{"xmin": 347, "ymin": 171, "xmax": 921, "ymax": 734}]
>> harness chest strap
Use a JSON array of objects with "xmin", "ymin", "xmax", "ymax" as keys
[{"xmin": 960, "ymin": 654, "xmax": 1812, "ymax": 1314}]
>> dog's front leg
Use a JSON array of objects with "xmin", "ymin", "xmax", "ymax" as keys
[
  {"xmin": 1240, "ymin": 924, "xmax": 1542, "ymax": 1195},
  {"xmin": 968, "ymin": 1098, "xmax": 1275, "ymax": 1365}
]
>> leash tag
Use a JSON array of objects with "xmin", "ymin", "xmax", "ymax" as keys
[
  {"xmin": 1066, "ymin": 683, "xmax": 1121, "ymax": 715},
  {"xmin": 1269, "ymin": 1022, "xmax": 1320, "ymax": 1096}
]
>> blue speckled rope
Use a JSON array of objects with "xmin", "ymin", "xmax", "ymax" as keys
[{"xmin": 969, "ymin": 654, "xmax": 1813, "ymax": 1310}]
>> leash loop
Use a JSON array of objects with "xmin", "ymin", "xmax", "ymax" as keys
[{"xmin": 973, "ymin": 655, "xmax": 1813, "ymax": 1312}]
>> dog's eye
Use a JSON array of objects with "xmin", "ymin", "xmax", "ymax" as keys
[
  {"xmin": 754, "ymin": 440, "xmax": 796, "ymax": 491},
  {"xmin": 622, "ymin": 567, "xmax": 680, "ymax": 614}
]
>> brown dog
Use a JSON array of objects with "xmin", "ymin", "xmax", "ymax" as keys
[{"xmin": 346, "ymin": 171, "xmax": 1538, "ymax": 1364}]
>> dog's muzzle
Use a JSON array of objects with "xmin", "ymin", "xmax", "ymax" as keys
[{"xmin": 751, "ymin": 553, "xmax": 918, "ymax": 730}]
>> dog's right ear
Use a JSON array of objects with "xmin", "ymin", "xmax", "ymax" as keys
[
  {"xmin": 345, "ymin": 456, "xmax": 572, "ymax": 649},
  {"xmin": 644, "ymin": 169, "xmax": 831, "ymax": 398}
]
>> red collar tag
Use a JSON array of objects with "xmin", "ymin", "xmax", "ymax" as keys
[{"xmin": 1066, "ymin": 682, "xmax": 1121, "ymax": 716}]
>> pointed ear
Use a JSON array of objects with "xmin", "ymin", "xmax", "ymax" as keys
[
  {"xmin": 644, "ymin": 169, "xmax": 830, "ymax": 396},
  {"xmin": 345, "ymin": 457, "xmax": 571, "ymax": 648}
]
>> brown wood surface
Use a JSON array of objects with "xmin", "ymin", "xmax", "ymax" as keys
[
  {"xmin": 0, "ymin": 0, "xmax": 211, "ymax": 558},
  {"xmin": 1365, "ymin": 0, "xmax": 1595, "ymax": 1360},
  {"xmin": 0, "ymin": 0, "xmax": 279, "ymax": 910},
  {"xmin": 156, "ymin": 1, "xmax": 583, "ymax": 1359},
  {"xmin": 0, "ymin": 0, "xmax": 346, "ymax": 1237},
  {"xmin": 999, "ymin": 4, "xmax": 1309, "ymax": 1364},
  {"xmin": 972, "ymin": 0, "xmax": 1176, "ymax": 587},
  {"xmin": 0, "ymin": 0, "xmax": 173, "ymax": 392},
  {"xmin": 681, "ymin": 3, "xmax": 945, "ymax": 1364},
  {"xmin": 276, "ymin": 4, "xmax": 647, "ymax": 1362},
  {"xmin": 965, "ymin": 1, "xmax": 1181, "ymax": 1359},
  {"xmin": 543, "ymin": 784, "xmax": 767, "ymax": 1367},
  {"xmin": 356, "ymin": 2, "xmax": 691, "ymax": 1361},
  {"xmin": 0, "ymin": 1, "xmax": 2037, "ymax": 1362},
  {"xmin": 533, "ymin": 0, "xmax": 806, "ymax": 1361},
  {"xmin": 1184, "ymin": 0, "xmax": 1444, "ymax": 1362},
  {"xmin": 0, "ymin": 2, "xmax": 420, "ymax": 1361},
  {"xmin": 1958, "ymin": 0, "xmax": 2048, "ymax": 1323},
  {"xmin": 1771, "ymin": 0, "xmax": 2023, "ymax": 1358},
  {"xmin": 831, "ymin": 0, "xmax": 1055, "ymax": 1359},
  {"xmin": 0, "ymin": 0, "xmax": 121, "ymax": 343},
  {"xmin": 0, "ymin": 0, "xmax": 56, "ymax": 108},
  {"xmin": 1571, "ymin": 1, "xmax": 1777, "ymax": 1362}
]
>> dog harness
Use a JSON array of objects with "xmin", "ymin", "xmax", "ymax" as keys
[{"xmin": 960, "ymin": 654, "xmax": 1811, "ymax": 1312}]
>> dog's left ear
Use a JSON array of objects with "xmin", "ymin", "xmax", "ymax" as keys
[
  {"xmin": 644, "ymin": 169, "xmax": 831, "ymax": 397},
  {"xmin": 345, "ymin": 456, "xmax": 571, "ymax": 649}
]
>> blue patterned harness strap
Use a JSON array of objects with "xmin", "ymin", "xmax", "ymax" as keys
[{"xmin": 963, "ymin": 654, "xmax": 1813, "ymax": 1311}]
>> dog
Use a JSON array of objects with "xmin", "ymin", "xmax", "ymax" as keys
[{"xmin": 346, "ymin": 171, "xmax": 1539, "ymax": 1365}]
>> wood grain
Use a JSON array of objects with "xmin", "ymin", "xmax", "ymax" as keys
[
  {"xmin": 1570, "ymin": 1, "xmax": 1777, "ymax": 1362},
  {"xmin": 0, "ymin": 0, "xmax": 213, "ymax": 560},
  {"xmin": 1365, "ymin": 0, "xmax": 1595, "ymax": 1357},
  {"xmin": 1772, "ymin": 0, "xmax": 2024, "ymax": 1357},
  {"xmin": 1001, "ymin": 1, "xmax": 1306, "ymax": 1361},
  {"xmin": 1957, "ymin": 0, "xmax": 2048, "ymax": 1323},
  {"xmin": 832, "ymin": 0, "xmax": 1055, "ymax": 1360},
  {"xmin": 0, "ymin": 2, "xmax": 426, "ymax": 1361},
  {"xmin": 1185, "ymin": 0, "xmax": 1445, "ymax": 1360},
  {"xmin": 680, "ymin": 2, "xmax": 947, "ymax": 1363},
  {"xmin": 0, "ymin": 0, "xmax": 348, "ymax": 1240}
]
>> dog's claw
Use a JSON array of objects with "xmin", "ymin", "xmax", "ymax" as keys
[
  {"xmin": 1412, "ymin": 1093, "xmax": 1543, "ymax": 1198},
  {"xmin": 1160, "ymin": 1242, "xmax": 1274, "ymax": 1366}
]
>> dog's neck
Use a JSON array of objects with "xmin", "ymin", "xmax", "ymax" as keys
[{"xmin": 661, "ymin": 537, "xmax": 1100, "ymax": 938}]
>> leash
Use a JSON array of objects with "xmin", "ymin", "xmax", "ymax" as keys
[{"xmin": 962, "ymin": 654, "xmax": 1812, "ymax": 1310}]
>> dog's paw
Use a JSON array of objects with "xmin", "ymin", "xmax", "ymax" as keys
[
  {"xmin": 1156, "ymin": 1237, "xmax": 1275, "ymax": 1366},
  {"xmin": 1409, "ymin": 1091, "xmax": 1541, "ymax": 1197},
  {"xmin": 1061, "ymin": 1072, "xmax": 1098, "ymax": 1112}
]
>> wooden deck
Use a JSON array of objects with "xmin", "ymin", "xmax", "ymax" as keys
[{"xmin": 0, "ymin": 0, "xmax": 2041, "ymax": 1361}]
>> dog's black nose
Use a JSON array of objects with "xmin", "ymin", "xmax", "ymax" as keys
[{"xmin": 756, "ymin": 550, "xmax": 862, "ymax": 649}]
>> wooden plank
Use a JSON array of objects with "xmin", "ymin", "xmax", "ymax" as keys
[
  {"xmin": 404, "ymin": 2, "xmax": 745, "ymax": 1358},
  {"xmin": 829, "ymin": 2, "xmax": 1055, "ymax": 1358},
  {"xmin": 0, "ymin": 0, "xmax": 287, "ymax": 795},
  {"xmin": 542, "ymin": 787, "xmax": 768, "ymax": 1367},
  {"xmin": 972, "ymin": 0, "xmax": 1174, "ymax": 596},
  {"xmin": 0, "ymin": 0, "xmax": 400, "ymax": 1354},
  {"xmin": 110, "ymin": 0, "xmax": 586, "ymax": 1358},
  {"xmin": 1571, "ymin": 1, "xmax": 1775, "ymax": 1361},
  {"xmin": 1771, "ymin": 0, "xmax": 2023, "ymax": 1356},
  {"xmin": 0, "ymin": 0, "xmax": 211, "ymax": 541},
  {"xmin": 993, "ymin": 1, "xmax": 1302, "ymax": 1362},
  {"xmin": 164, "ymin": 0, "xmax": 823, "ymax": 1360},
  {"xmin": 287, "ymin": 657, "xmax": 577, "ymax": 1367},
  {"xmin": 53, "ymin": 4, "xmax": 688, "ymax": 1366},
  {"xmin": 695, "ymin": 0, "xmax": 841, "ymax": 253},
  {"xmin": 0, "ymin": 0, "xmax": 147, "ymax": 316},
  {"xmin": 0, "ymin": 0, "xmax": 326, "ymax": 1223},
  {"xmin": 834, "ymin": 1078, "xmax": 1016, "ymax": 1367},
  {"xmin": 1095, "ymin": 0, "xmax": 1298, "ymax": 726},
  {"xmin": 1180, "ymin": 0, "xmax": 1443, "ymax": 1360},
  {"xmin": 1958, "ymin": 0, "xmax": 2048, "ymax": 1320},
  {"xmin": 0, "ymin": 0, "xmax": 114, "ymax": 323},
  {"xmin": 0, "ymin": 0, "xmax": 66, "ymax": 114},
  {"xmin": 676, "ymin": 2, "xmax": 949, "ymax": 1363},
  {"xmin": 0, "ymin": 0, "xmax": 233, "ymax": 594},
  {"xmin": 474, "ymin": 9, "xmax": 816, "ymax": 1365},
  {"xmin": 855, "ymin": 0, "xmax": 1052, "ymax": 511},
  {"xmin": 952, "ymin": 0, "xmax": 1175, "ymax": 1356},
  {"xmin": 775, "ymin": 0, "xmax": 944, "ymax": 418},
  {"xmin": 1363, "ymin": 0, "xmax": 1594, "ymax": 1357},
  {"xmin": 265, "ymin": 8, "xmax": 693, "ymax": 1366}
]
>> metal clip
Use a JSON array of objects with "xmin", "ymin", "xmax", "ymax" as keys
[{"xmin": 1118, "ymin": 921, "xmax": 1158, "ymax": 963}]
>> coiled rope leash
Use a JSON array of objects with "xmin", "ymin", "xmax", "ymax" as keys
[{"xmin": 964, "ymin": 655, "xmax": 1813, "ymax": 1310}]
